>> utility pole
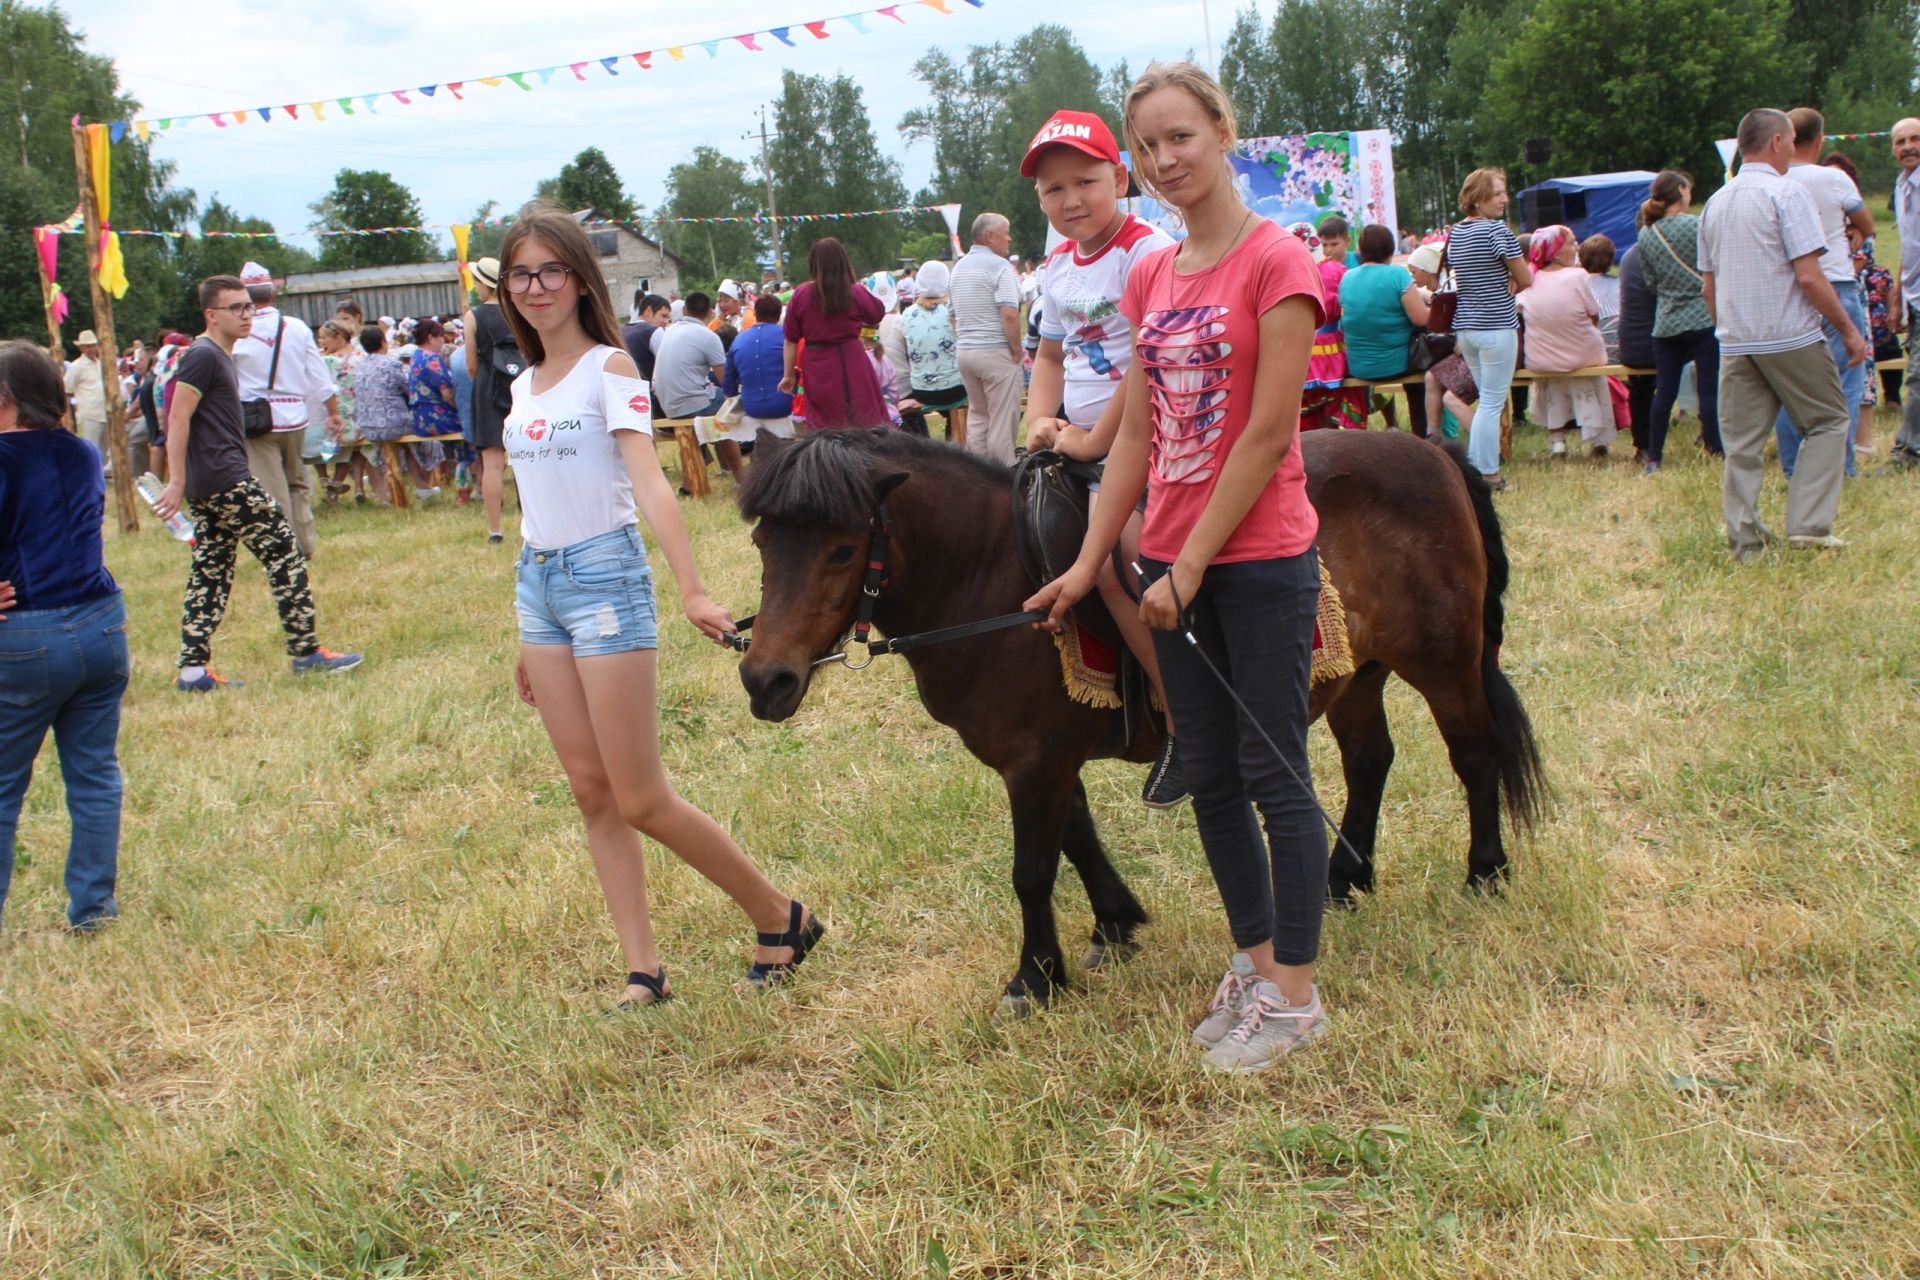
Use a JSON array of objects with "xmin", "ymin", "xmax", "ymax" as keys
[{"xmin": 745, "ymin": 105, "xmax": 782, "ymax": 282}]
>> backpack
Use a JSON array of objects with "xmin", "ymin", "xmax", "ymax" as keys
[
  {"xmin": 474, "ymin": 303, "xmax": 523, "ymax": 414},
  {"xmin": 152, "ymin": 341, "xmax": 190, "ymax": 425}
]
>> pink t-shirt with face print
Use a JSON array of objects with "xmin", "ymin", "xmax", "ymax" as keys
[{"xmin": 1120, "ymin": 219, "xmax": 1325, "ymax": 564}]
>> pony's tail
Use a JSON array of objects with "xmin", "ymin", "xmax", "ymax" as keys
[{"xmin": 1442, "ymin": 442, "xmax": 1550, "ymax": 833}]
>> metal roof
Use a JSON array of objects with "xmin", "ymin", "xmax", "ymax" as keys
[{"xmin": 281, "ymin": 261, "xmax": 463, "ymax": 293}]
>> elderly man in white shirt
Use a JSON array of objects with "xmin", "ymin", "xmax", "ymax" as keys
[
  {"xmin": 62, "ymin": 330, "xmax": 111, "ymax": 470},
  {"xmin": 231, "ymin": 261, "xmax": 341, "ymax": 558},
  {"xmin": 1888, "ymin": 117, "xmax": 1920, "ymax": 468}
]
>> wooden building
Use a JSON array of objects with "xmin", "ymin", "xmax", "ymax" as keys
[
  {"xmin": 277, "ymin": 261, "xmax": 466, "ymax": 328},
  {"xmin": 573, "ymin": 210, "xmax": 689, "ymax": 314}
]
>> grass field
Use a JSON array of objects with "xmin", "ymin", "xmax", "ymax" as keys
[{"xmin": 4, "ymin": 405, "xmax": 1919, "ymax": 1278}]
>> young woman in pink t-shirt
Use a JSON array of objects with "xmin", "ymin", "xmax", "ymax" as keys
[{"xmin": 1027, "ymin": 63, "xmax": 1332, "ymax": 1072}]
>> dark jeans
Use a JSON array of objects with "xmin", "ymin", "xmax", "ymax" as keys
[
  {"xmin": 1625, "ymin": 372, "xmax": 1655, "ymax": 455},
  {"xmin": 1142, "ymin": 550, "xmax": 1327, "ymax": 964},
  {"xmin": 1650, "ymin": 326, "xmax": 1723, "ymax": 462},
  {"xmin": 0, "ymin": 593, "xmax": 128, "ymax": 928}
]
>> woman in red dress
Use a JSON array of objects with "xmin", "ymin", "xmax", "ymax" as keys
[{"xmin": 779, "ymin": 238, "xmax": 889, "ymax": 429}]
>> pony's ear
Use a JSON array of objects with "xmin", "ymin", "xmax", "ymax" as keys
[
  {"xmin": 753, "ymin": 427, "xmax": 790, "ymax": 457},
  {"xmin": 874, "ymin": 470, "xmax": 910, "ymax": 500}
]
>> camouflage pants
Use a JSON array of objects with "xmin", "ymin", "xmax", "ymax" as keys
[{"xmin": 179, "ymin": 478, "xmax": 319, "ymax": 667}]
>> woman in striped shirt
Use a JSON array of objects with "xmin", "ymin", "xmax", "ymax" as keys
[{"xmin": 1448, "ymin": 169, "xmax": 1533, "ymax": 489}]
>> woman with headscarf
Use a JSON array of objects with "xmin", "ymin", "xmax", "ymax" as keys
[
  {"xmin": 779, "ymin": 237, "xmax": 888, "ymax": 430},
  {"xmin": 1516, "ymin": 223, "xmax": 1615, "ymax": 457},
  {"xmin": 899, "ymin": 260, "xmax": 969, "ymax": 443}
]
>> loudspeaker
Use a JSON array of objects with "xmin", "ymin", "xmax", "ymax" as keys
[
  {"xmin": 1520, "ymin": 187, "xmax": 1564, "ymax": 231},
  {"xmin": 1524, "ymin": 137, "xmax": 1553, "ymax": 165}
]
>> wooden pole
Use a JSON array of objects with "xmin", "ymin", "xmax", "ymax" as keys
[
  {"xmin": 71, "ymin": 124, "xmax": 139, "ymax": 534},
  {"xmin": 32, "ymin": 234, "xmax": 63, "ymax": 357}
]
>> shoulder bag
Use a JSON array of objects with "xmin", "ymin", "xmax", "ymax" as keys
[
  {"xmin": 1407, "ymin": 241, "xmax": 1457, "ymax": 372},
  {"xmin": 241, "ymin": 316, "xmax": 285, "ymax": 438}
]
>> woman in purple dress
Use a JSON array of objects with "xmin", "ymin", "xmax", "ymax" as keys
[{"xmin": 779, "ymin": 238, "xmax": 888, "ymax": 429}]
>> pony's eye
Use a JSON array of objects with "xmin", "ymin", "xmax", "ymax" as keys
[{"xmin": 829, "ymin": 545, "xmax": 857, "ymax": 565}]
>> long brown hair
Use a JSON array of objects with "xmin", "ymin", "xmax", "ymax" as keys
[
  {"xmin": 1638, "ymin": 169, "xmax": 1692, "ymax": 229},
  {"xmin": 809, "ymin": 237, "xmax": 856, "ymax": 316},
  {"xmin": 496, "ymin": 202, "xmax": 624, "ymax": 365},
  {"xmin": 1121, "ymin": 60, "xmax": 1238, "ymax": 209},
  {"xmin": 0, "ymin": 339, "xmax": 67, "ymax": 429}
]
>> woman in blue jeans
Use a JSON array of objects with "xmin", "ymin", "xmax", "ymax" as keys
[
  {"xmin": 1447, "ymin": 168, "xmax": 1533, "ymax": 489},
  {"xmin": 0, "ymin": 341, "xmax": 128, "ymax": 932}
]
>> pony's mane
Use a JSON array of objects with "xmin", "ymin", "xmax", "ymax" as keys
[{"xmin": 736, "ymin": 429, "xmax": 1008, "ymax": 526}]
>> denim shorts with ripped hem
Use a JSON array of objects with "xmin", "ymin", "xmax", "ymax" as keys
[{"xmin": 514, "ymin": 524, "xmax": 658, "ymax": 656}]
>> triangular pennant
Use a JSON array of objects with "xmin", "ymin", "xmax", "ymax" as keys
[
  {"xmin": 805, "ymin": 20, "xmax": 831, "ymax": 37},
  {"xmin": 633, "ymin": 52, "xmax": 653, "ymax": 69},
  {"xmin": 769, "ymin": 26, "xmax": 794, "ymax": 44},
  {"xmin": 159, "ymin": 117, "xmax": 174, "ymax": 130},
  {"xmin": 846, "ymin": 14, "xmax": 869, "ymax": 32},
  {"xmin": 535, "ymin": 67, "xmax": 558, "ymax": 84},
  {"xmin": 667, "ymin": 46, "xmax": 686, "ymax": 60},
  {"xmin": 232, "ymin": 110, "xmax": 248, "ymax": 124},
  {"xmin": 257, "ymin": 106, "xmax": 271, "ymax": 122},
  {"xmin": 135, "ymin": 120, "xmax": 150, "ymax": 141},
  {"xmin": 108, "ymin": 121, "xmax": 127, "ymax": 143},
  {"xmin": 700, "ymin": 39, "xmax": 721, "ymax": 58},
  {"xmin": 507, "ymin": 73, "xmax": 530, "ymax": 89},
  {"xmin": 601, "ymin": 56, "xmax": 620, "ymax": 74},
  {"xmin": 360, "ymin": 94, "xmax": 379, "ymax": 113},
  {"xmin": 920, "ymin": 0, "xmax": 952, "ymax": 11},
  {"xmin": 339, "ymin": 98, "xmax": 355, "ymax": 114},
  {"xmin": 310, "ymin": 102, "xmax": 327, "ymax": 120},
  {"xmin": 570, "ymin": 62, "xmax": 589, "ymax": 80},
  {"xmin": 480, "ymin": 77, "xmax": 504, "ymax": 87},
  {"xmin": 391, "ymin": 90, "xmax": 410, "ymax": 105},
  {"xmin": 284, "ymin": 103, "xmax": 299, "ymax": 119},
  {"xmin": 734, "ymin": 34, "xmax": 763, "ymax": 51},
  {"xmin": 446, "ymin": 82, "xmax": 464, "ymax": 98},
  {"xmin": 879, "ymin": 5, "xmax": 904, "ymax": 20},
  {"xmin": 419, "ymin": 85, "xmax": 437, "ymax": 97}
]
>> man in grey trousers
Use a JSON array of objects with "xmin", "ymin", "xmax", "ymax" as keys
[{"xmin": 1699, "ymin": 109, "xmax": 1870, "ymax": 557}]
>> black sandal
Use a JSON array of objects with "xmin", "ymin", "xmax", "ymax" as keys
[
  {"xmin": 608, "ymin": 967, "xmax": 671, "ymax": 1013},
  {"xmin": 746, "ymin": 901, "xmax": 825, "ymax": 989}
]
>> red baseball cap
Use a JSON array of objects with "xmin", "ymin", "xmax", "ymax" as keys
[{"xmin": 1021, "ymin": 110, "xmax": 1124, "ymax": 178}]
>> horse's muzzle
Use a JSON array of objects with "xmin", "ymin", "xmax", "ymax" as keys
[{"xmin": 740, "ymin": 660, "xmax": 807, "ymax": 722}]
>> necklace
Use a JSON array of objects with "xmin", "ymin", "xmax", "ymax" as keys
[{"xmin": 1173, "ymin": 207, "xmax": 1256, "ymax": 311}]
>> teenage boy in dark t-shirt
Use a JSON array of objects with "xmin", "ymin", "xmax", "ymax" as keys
[{"xmin": 154, "ymin": 275, "xmax": 363, "ymax": 691}]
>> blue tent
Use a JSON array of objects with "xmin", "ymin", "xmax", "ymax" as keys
[{"xmin": 1516, "ymin": 171, "xmax": 1658, "ymax": 252}]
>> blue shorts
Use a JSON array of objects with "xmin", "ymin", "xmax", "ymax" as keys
[{"xmin": 515, "ymin": 525, "xmax": 658, "ymax": 656}]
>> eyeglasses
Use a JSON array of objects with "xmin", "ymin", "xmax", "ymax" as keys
[
  {"xmin": 215, "ymin": 303, "xmax": 257, "ymax": 317},
  {"xmin": 504, "ymin": 264, "xmax": 575, "ymax": 294}
]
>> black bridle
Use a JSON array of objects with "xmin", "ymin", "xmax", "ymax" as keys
[{"xmin": 725, "ymin": 501, "xmax": 1047, "ymax": 670}]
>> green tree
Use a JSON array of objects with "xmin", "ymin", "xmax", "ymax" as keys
[
  {"xmin": 464, "ymin": 199, "xmax": 509, "ymax": 262},
  {"xmin": 535, "ymin": 146, "xmax": 637, "ymax": 220},
  {"xmin": 899, "ymin": 230, "xmax": 951, "ymax": 265},
  {"xmin": 900, "ymin": 25, "xmax": 1117, "ymax": 260},
  {"xmin": 1483, "ymin": 0, "xmax": 1797, "ymax": 187},
  {"xmin": 0, "ymin": 0, "xmax": 193, "ymax": 343},
  {"xmin": 309, "ymin": 169, "xmax": 441, "ymax": 269},
  {"xmin": 770, "ymin": 70, "xmax": 910, "ymax": 272},
  {"xmin": 659, "ymin": 146, "xmax": 764, "ymax": 287},
  {"xmin": 172, "ymin": 198, "xmax": 315, "ymax": 322}
]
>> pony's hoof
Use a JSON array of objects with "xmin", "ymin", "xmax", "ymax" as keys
[
  {"xmin": 1326, "ymin": 882, "xmax": 1369, "ymax": 908},
  {"xmin": 1082, "ymin": 939, "xmax": 1140, "ymax": 971},
  {"xmin": 994, "ymin": 993, "xmax": 1034, "ymax": 1022}
]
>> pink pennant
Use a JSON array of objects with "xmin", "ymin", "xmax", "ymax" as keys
[
  {"xmin": 570, "ymin": 62, "xmax": 589, "ymax": 80},
  {"xmin": 392, "ymin": 89, "xmax": 411, "ymax": 104},
  {"xmin": 734, "ymin": 33, "xmax": 763, "ymax": 51},
  {"xmin": 879, "ymin": 5, "xmax": 904, "ymax": 19},
  {"xmin": 805, "ymin": 19, "xmax": 830, "ymax": 37},
  {"xmin": 35, "ymin": 227, "xmax": 58, "ymax": 283},
  {"xmin": 210, "ymin": 114, "xmax": 228, "ymax": 127}
]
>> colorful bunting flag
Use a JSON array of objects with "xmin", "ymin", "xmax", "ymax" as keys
[{"xmin": 96, "ymin": 2, "xmax": 986, "ymax": 139}]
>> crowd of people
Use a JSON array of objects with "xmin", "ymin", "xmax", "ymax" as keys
[{"xmin": 3, "ymin": 67, "xmax": 1915, "ymax": 1080}]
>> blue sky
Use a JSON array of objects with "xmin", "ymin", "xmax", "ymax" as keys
[{"xmin": 81, "ymin": 0, "xmax": 1228, "ymax": 248}]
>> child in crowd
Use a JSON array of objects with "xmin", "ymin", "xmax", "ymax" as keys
[
  {"xmin": 1018, "ymin": 108, "xmax": 1186, "ymax": 809},
  {"xmin": 1028, "ymin": 63, "xmax": 1332, "ymax": 1071},
  {"xmin": 1517, "ymin": 224, "xmax": 1615, "ymax": 456},
  {"xmin": 1316, "ymin": 213, "xmax": 1358, "ymax": 268},
  {"xmin": 863, "ymin": 328, "xmax": 903, "ymax": 427},
  {"xmin": 496, "ymin": 204, "xmax": 821, "ymax": 1011}
]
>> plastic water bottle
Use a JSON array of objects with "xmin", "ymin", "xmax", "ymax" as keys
[
  {"xmin": 319, "ymin": 435, "xmax": 338, "ymax": 462},
  {"xmin": 134, "ymin": 472, "xmax": 196, "ymax": 544}
]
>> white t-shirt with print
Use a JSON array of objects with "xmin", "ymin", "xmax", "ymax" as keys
[
  {"xmin": 1037, "ymin": 215, "xmax": 1176, "ymax": 429},
  {"xmin": 503, "ymin": 344, "xmax": 653, "ymax": 549}
]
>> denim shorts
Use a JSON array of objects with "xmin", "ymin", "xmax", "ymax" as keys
[{"xmin": 515, "ymin": 525, "xmax": 658, "ymax": 656}]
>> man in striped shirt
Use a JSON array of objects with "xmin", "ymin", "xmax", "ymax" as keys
[
  {"xmin": 951, "ymin": 212, "xmax": 1024, "ymax": 464},
  {"xmin": 1699, "ymin": 108, "xmax": 1869, "ymax": 558}
]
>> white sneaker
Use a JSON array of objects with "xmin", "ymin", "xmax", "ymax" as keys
[
  {"xmin": 1203, "ymin": 981, "xmax": 1328, "ymax": 1072},
  {"xmin": 1786, "ymin": 534, "xmax": 1845, "ymax": 551},
  {"xmin": 1191, "ymin": 953, "xmax": 1260, "ymax": 1047},
  {"xmin": 415, "ymin": 486, "xmax": 441, "ymax": 501}
]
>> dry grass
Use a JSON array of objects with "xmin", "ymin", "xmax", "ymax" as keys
[{"xmin": 4, "ymin": 409, "xmax": 1919, "ymax": 1278}]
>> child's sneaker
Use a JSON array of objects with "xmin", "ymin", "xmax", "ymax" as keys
[
  {"xmin": 1203, "ymin": 981, "xmax": 1327, "ymax": 1072},
  {"xmin": 1191, "ymin": 952, "xmax": 1260, "ymax": 1047},
  {"xmin": 291, "ymin": 647, "xmax": 364, "ymax": 675},
  {"xmin": 177, "ymin": 668, "xmax": 244, "ymax": 692}
]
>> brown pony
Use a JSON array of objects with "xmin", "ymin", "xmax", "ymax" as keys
[{"xmin": 736, "ymin": 428, "xmax": 1545, "ymax": 1012}]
